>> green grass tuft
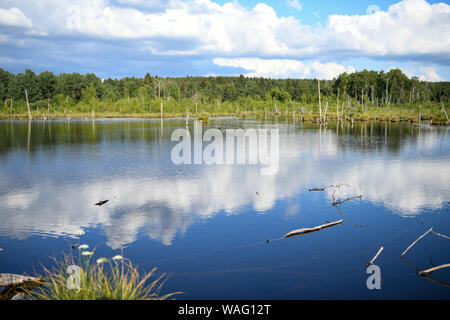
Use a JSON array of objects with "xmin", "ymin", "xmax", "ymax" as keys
[{"xmin": 28, "ymin": 252, "xmax": 182, "ymax": 300}]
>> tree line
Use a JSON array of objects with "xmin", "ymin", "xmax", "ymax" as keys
[{"xmin": 0, "ymin": 67, "xmax": 448, "ymax": 110}]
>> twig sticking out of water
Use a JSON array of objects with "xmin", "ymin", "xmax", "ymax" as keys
[
  {"xmin": 400, "ymin": 228, "xmax": 433, "ymax": 257},
  {"xmin": 417, "ymin": 263, "xmax": 450, "ymax": 276},
  {"xmin": 332, "ymin": 195, "xmax": 362, "ymax": 206},
  {"xmin": 282, "ymin": 220, "xmax": 343, "ymax": 239},
  {"xmin": 366, "ymin": 246, "xmax": 384, "ymax": 267},
  {"xmin": 331, "ymin": 184, "xmax": 359, "ymax": 205}
]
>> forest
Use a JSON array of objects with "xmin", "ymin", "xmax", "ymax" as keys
[{"xmin": 0, "ymin": 67, "xmax": 449, "ymax": 123}]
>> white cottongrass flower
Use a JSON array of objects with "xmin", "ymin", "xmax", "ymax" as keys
[
  {"xmin": 74, "ymin": 229, "xmax": 85, "ymax": 236},
  {"xmin": 96, "ymin": 257, "xmax": 108, "ymax": 264},
  {"xmin": 112, "ymin": 255, "xmax": 123, "ymax": 261},
  {"xmin": 81, "ymin": 251, "xmax": 93, "ymax": 256},
  {"xmin": 78, "ymin": 244, "xmax": 89, "ymax": 250}
]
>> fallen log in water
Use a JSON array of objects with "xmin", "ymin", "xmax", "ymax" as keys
[
  {"xmin": 282, "ymin": 220, "xmax": 343, "ymax": 239},
  {"xmin": 0, "ymin": 273, "xmax": 42, "ymax": 287}
]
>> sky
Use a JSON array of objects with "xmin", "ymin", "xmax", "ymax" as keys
[{"xmin": 0, "ymin": 0, "xmax": 449, "ymax": 80}]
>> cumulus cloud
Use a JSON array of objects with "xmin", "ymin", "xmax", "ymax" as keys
[
  {"xmin": 0, "ymin": 0, "xmax": 449, "ymax": 78},
  {"xmin": 287, "ymin": 0, "xmax": 302, "ymax": 11},
  {"xmin": 114, "ymin": 0, "xmax": 180, "ymax": 11},
  {"xmin": 2, "ymin": 0, "xmax": 447, "ymax": 59},
  {"xmin": 325, "ymin": 0, "xmax": 450, "ymax": 59},
  {"xmin": 418, "ymin": 66, "xmax": 445, "ymax": 82},
  {"xmin": 0, "ymin": 7, "xmax": 32, "ymax": 28},
  {"xmin": 366, "ymin": 5, "xmax": 381, "ymax": 14},
  {"xmin": 399, "ymin": 64, "xmax": 445, "ymax": 82},
  {"xmin": 213, "ymin": 57, "xmax": 355, "ymax": 79}
]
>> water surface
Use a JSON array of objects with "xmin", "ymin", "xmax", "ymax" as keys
[{"xmin": 0, "ymin": 118, "xmax": 449, "ymax": 299}]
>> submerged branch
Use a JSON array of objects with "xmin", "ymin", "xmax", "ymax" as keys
[
  {"xmin": 401, "ymin": 257, "xmax": 450, "ymax": 289},
  {"xmin": 430, "ymin": 230, "xmax": 450, "ymax": 240},
  {"xmin": 333, "ymin": 204, "xmax": 367, "ymax": 229}
]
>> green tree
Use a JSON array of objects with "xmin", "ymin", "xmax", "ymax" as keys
[{"xmin": 37, "ymin": 71, "xmax": 57, "ymax": 99}]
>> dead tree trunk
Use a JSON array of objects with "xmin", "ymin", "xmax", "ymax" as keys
[
  {"xmin": 25, "ymin": 89, "xmax": 31, "ymax": 120},
  {"xmin": 318, "ymin": 79, "xmax": 322, "ymax": 122}
]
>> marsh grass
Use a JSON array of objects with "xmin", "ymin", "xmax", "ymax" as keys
[{"xmin": 28, "ymin": 251, "xmax": 182, "ymax": 300}]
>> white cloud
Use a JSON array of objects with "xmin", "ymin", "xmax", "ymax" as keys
[
  {"xmin": 0, "ymin": 0, "xmax": 449, "ymax": 77},
  {"xmin": 0, "ymin": 7, "xmax": 32, "ymax": 28},
  {"xmin": 399, "ymin": 64, "xmax": 445, "ymax": 82},
  {"xmin": 418, "ymin": 66, "xmax": 445, "ymax": 82},
  {"xmin": 115, "ymin": 0, "xmax": 180, "ymax": 10},
  {"xmin": 213, "ymin": 57, "xmax": 354, "ymax": 79},
  {"xmin": 366, "ymin": 5, "xmax": 381, "ymax": 14},
  {"xmin": 287, "ymin": 0, "xmax": 302, "ymax": 11},
  {"xmin": 325, "ymin": 0, "xmax": 450, "ymax": 58}
]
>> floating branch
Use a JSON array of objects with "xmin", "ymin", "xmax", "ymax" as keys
[
  {"xmin": 400, "ymin": 228, "xmax": 433, "ymax": 257},
  {"xmin": 94, "ymin": 200, "xmax": 109, "ymax": 206},
  {"xmin": 282, "ymin": 220, "xmax": 343, "ymax": 239},
  {"xmin": 417, "ymin": 263, "xmax": 450, "ymax": 276},
  {"xmin": 366, "ymin": 246, "xmax": 384, "ymax": 267},
  {"xmin": 308, "ymin": 185, "xmax": 335, "ymax": 192}
]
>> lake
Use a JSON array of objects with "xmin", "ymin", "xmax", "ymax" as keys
[{"xmin": 0, "ymin": 117, "xmax": 449, "ymax": 299}]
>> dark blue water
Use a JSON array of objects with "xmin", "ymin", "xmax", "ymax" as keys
[{"xmin": 0, "ymin": 118, "xmax": 449, "ymax": 299}]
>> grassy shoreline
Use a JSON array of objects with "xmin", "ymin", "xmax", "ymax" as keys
[{"xmin": 1, "ymin": 110, "xmax": 448, "ymax": 125}]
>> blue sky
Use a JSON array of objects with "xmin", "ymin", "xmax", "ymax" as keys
[{"xmin": 0, "ymin": 0, "xmax": 449, "ymax": 80}]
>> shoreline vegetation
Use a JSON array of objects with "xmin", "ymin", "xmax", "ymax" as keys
[
  {"xmin": 0, "ymin": 239, "xmax": 182, "ymax": 300},
  {"xmin": 0, "ymin": 68, "xmax": 448, "ymax": 125},
  {"xmin": 1, "ymin": 109, "xmax": 449, "ymax": 125}
]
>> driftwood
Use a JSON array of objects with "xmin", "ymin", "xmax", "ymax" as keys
[
  {"xmin": 282, "ymin": 220, "xmax": 343, "ymax": 239},
  {"xmin": 366, "ymin": 246, "xmax": 383, "ymax": 267},
  {"xmin": 0, "ymin": 273, "xmax": 42, "ymax": 287},
  {"xmin": 417, "ymin": 263, "xmax": 450, "ymax": 276}
]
